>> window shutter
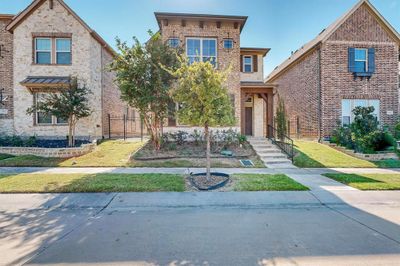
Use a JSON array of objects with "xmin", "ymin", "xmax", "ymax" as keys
[
  {"xmin": 253, "ymin": 55, "xmax": 258, "ymax": 72},
  {"xmin": 240, "ymin": 55, "xmax": 243, "ymax": 72},
  {"xmin": 348, "ymin": 47, "xmax": 355, "ymax": 72},
  {"xmin": 368, "ymin": 48, "xmax": 375, "ymax": 74}
]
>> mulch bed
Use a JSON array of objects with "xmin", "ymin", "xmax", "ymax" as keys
[
  {"xmin": 189, "ymin": 173, "xmax": 230, "ymax": 191},
  {"xmin": 133, "ymin": 142, "xmax": 255, "ymax": 160}
]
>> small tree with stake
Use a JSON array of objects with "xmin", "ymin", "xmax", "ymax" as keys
[
  {"xmin": 166, "ymin": 57, "xmax": 235, "ymax": 180},
  {"xmin": 27, "ymin": 77, "xmax": 92, "ymax": 147}
]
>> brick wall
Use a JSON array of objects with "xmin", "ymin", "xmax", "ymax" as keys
[
  {"xmin": 0, "ymin": 17, "xmax": 14, "ymax": 134},
  {"xmin": 271, "ymin": 49, "xmax": 321, "ymax": 138},
  {"xmin": 321, "ymin": 4, "xmax": 399, "ymax": 136},
  {"xmin": 160, "ymin": 19, "xmax": 241, "ymax": 128}
]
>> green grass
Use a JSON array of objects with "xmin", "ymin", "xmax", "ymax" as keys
[
  {"xmin": 0, "ymin": 173, "xmax": 185, "ymax": 193},
  {"xmin": 0, "ymin": 154, "xmax": 15, "ymax": 161},
  {"xmin": 0, "ymin": 140, "xmax": 145, "ymax": 167},
  {"xmin": 293, "ymin": 140, "xmax": 377, "ymax": 168},
  {"xmin": 324, "ymin": 173, "xmax": 400, "ymax": 190},
  {"xmin": 232, "ymin": 174, "xmax": 308, "ymax": 191},
  {"xmin": 373, "ymin": 159, "xmax": 400, "ymax": 168}
]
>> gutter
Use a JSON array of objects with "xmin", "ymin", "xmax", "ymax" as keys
[{"xmin": 317, "ymin": 45, "xmax": 322, "ymax": 142}]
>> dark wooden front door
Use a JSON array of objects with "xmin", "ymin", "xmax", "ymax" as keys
[{"xmin": 245, "ymin": 107, "xmax": 253, "ymax": 136}]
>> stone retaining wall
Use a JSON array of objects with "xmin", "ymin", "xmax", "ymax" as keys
[
  {"xmin": 0, "ymin": 142, "xmax": 96, "ymax": 158},
  {"xmin": 326, "ymin": 143, "xmax": 398, "ymax": 161}
]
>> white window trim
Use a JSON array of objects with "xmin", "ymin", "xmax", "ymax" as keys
[
  {"xmin": 341, "ymin": 99, "xmax": 380, "ymax": 126},
  {"xmin": 185, "ymin": 37, "xmax": 217, "ymax": 67},
  {"xmin": 35, "ymin": 38, "xmax": 52, "ymax": 64},
  {"xmin": 243, "ymin": 55, "xmax": 253, "ymax": 73},
  {"xmin": 55, "ymin": 38, "xmax": 72, "ymax": 65},
  {"xmin": 354, "ymin": 48, "xmax": 368, "ymax": 72}
]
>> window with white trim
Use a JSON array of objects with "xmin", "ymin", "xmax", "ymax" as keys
[
  {"xmin": 223, "ymin": 39, "xmax": 233, "ymax": 49},
  {"xmin": 35, "ymin": 93, "xmax": 67, "ymax": 125},
  {"xmin": 186, "ymin": 37, "xmax": 217, "ymax": 67},
  {"xmin": 35, "ymin": 38, "xmax": 52, "ymax": 64},
  {"xmin": 167, "ymin": 38, "xmax": 179, "ymax": 48},
  {"xmin": 243, "ymin": 55, "xmax": 252, "ymax": 73},
  {"xmin": 341, "ymin": 99, "xmax": 380, "ymax": 126},
  {"xmin": 354, "ymin": 48, "xmax": 368, "ymax": 73}
]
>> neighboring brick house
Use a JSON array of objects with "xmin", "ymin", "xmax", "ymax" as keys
[
  {"xmin": 266, "ymin": 0, "xmax": 400, "ymax": 140},
  {"xmin": 1, "ymin": 0, "xmax": 135, "ymax": 140},
  {"xmin": 155, "ymin": 13, "xmax": 274, "ymax": 137},
  {"xmin": 0, "ymin": 14, "xmax": 14, "ymax": 135}
]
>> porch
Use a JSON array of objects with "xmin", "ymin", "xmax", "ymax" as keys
[{"xmin": 240, "ymin": 81, "xmax": 274, "ymax": 138}]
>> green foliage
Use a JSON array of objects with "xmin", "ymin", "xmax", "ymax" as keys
[
  {"xmin": 394, "ymin": 121, "xmax": 400, "ymax": 140},
  {"xmin": 109, "ymin": 31, "xmax": 181, "ymax": 149},
  {"xmin": 26, "ymin": 77, "xmax": 92, "ymax": 147},
  {"xmin": 275, "ymin": 96, "xmax": 287, "ymax": 140},
  {"xmin": 0, "ymin": 135, "xmax": 37, "ymax": 147},
  {"xmin": 350, "ymin": 106, "xmax": 379, "ymax": 138},
  {"xmin": 237, "ymin": 134, "xmax": 247, "ymax": 144},
  {"xmin": 332, "ymin": 121, "xmax": 354, "ymax": 149}
]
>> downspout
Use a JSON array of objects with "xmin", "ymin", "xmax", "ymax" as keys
[{"xmin": 317, "ymin": 44, "xmax": 322, "ymax": 143}]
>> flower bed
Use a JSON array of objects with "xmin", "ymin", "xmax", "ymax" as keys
[{"xmin": 326, "ymin": 142, "xmax": 397, "ymax": 161}]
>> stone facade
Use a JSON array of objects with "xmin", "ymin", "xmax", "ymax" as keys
[
  {"xmin": 7, "ymin": 0, "xmax": 130, "ymax": 140},
  {"xmin": 240, "ymin": 53, "xmax": 264, "ymax": 82},
  {"xmin": 0, "ymin": 16, "xmax": 14, "ymax": 134},
  {"xmin": 159, "ymin": 18, "xmax": 241, "ymax": 129},
  {"xmin": 269, "ymin": 2, "xmax": 400, "ymax": 139}
]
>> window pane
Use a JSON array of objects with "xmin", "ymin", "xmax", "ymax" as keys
[
  {"xmin": 369, "ymin": 100, "xmax": 380, "ymax": 120},
  {"xmin": 188, "ymin": 56, "xmax": 200, "ymax": 65},
  {"xmin": 168, "ymin": 38, "xmax": 179, "ymax": 48},
  {"xmin": 244, "ymin": 64, "xmax": 252, "ymax": 72},
  {"xmin": 56, "ymin": 39, "xmax": 71, "ymax": 51},
  {"xmin": 187, "ymin": 39, "xmax": 200, "ymax": 56},
  {"xmin": 224, "ymin": 39, "xmax": 233, "ymax": 49},
  {"xmin": 244, "ymin": 57, "xmax": 252, "ymax": 64},
  {"xmin": 342, "ymin": 116, "xmax": 351, "ymax": 126},
  {"xmin": 203, "ymin": 57, "xmax": 216, "ymax": 67},
  {"xmin": 37, "ymin": 112, "xmax": 52, "ymax": 124},
  {"xmin": 202, "ymin": 39, "xmax": 216, "ymax": 56},
  {"xmin": 36, "ymin": 52, "xmax": 51, "ymax": 64},
  {"xmin": 341, "ymin": 99, "xmax": 351, "ymax": 117},
  {"xmin": 354, "ymin": 61, "xmax": 366, "ymax": 72},
  {"xmin": 56, "ymin": 117, "xmax": 68, "ymax": 124},
  {"xmin": 355, "ymin": 49, "xmax": 366, "ymax": 60},
  {"xmin": 36, "ymin": 38, "xmax": 51, "ymax": 51},
  {"xmin": 56, "ymin": 52, "xmax": 71, "ymax": 64},
  {"xmin": 354, "ymin": 99, "xmax": 367, "ymax": 108}
]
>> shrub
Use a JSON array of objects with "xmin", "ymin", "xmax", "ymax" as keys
[
  {"xmin": 332, "ymin": 123, "xmax": 353, "ymax": 149},
  {"xmin": 237, "ymin": 134, "xmax": 247, "ymax": 144},
  {"xmin": 394, "ymin": 121, "xmax": 400, "ymax": 140},
  {"xmin": 191, "ymin": 129, "xmax": 203, "ymax": 146},
  {"xmin": 355, "ymin": 130, "xmax": 395, "ymax": 154},
  {"xmin": 169, "ymin": 131, "xmax": 188, "ymax": 145},
  {"xmin": 350, "ymin": 106, "xmax": 378, "ymax": 139}
]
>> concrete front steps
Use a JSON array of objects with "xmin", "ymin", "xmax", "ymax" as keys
[{"xmin": 248, "ymin": 137, "xmax": 297, "ymax": 169}]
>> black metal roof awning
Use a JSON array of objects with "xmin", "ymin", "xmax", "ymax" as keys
[{"xmin": 20, "ymin": 76, "xmax": 71, "ymax": 88}]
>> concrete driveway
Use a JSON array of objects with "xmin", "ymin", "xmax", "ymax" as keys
[{"xmin": 1, "ymin": 190, "xmax": 400, "ymax": 266}]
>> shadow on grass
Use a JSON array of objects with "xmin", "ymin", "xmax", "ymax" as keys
[{"xmin": 293, "ymin": 147, "xmax": 326, "ymax": 168}]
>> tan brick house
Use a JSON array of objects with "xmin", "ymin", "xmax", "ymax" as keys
[
  {"xmin": 0, "ymin": 0, "xmax": 134, "ymax": 140},
  {"xmin": 155, "ymin": 12, "xmax": 274, "ymax": 137},
  {"xmin": 266, "ymin": 0, "xmax": 400, "ymax": 140}
]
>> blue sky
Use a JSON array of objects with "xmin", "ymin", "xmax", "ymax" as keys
[{"xmin": 2, "ymin": 0, "xmax": 399, "ymax": 76}]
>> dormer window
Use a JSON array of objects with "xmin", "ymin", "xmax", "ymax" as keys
[{"xmin": 243, "ymin": 55, "xmax": 253, "ymax": 73}]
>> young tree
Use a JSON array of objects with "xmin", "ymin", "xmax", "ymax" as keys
[
  {"xmin": 109, "ymin": 31, "xmax": 180, "ymax": 150},
  {"xmin": 275, "ymin": 96, "xmax": 287, "ymax": 140},
  {"xmin": 166, "ymin": 58, "xmax": 235, "ymax": 179},
  {"xmin": 27, "ymin": 77, "xmax": 92, "ymax": 147}
]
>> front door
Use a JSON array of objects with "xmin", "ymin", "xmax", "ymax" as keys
[{"xmin": 245, "ymin": 107, "xmax": 253, "ymax": 136}]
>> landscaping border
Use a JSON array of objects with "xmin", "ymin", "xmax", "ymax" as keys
[
  {"xmin": 0, "ymin": 142, "xmax": 97, "ymax": 158},
  {"xmin": 325, "ymin": 143, "xmax": 398, "ymax": 161}
]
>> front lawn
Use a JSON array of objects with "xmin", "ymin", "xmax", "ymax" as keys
[
  {"xmin": 232, "ymin": 174, "xmax": 308, "ymax": 191},
  {"xmin": 294, "ymin": 140, "xmax": 378, "ymax": 168},
  {"xmin": 323, "ymin": 173, "xmax": 400, "ymax": 190},
  {"xmin": 0, "ymin": 173, "xmax": 185, "ymax": 193},
  {"xmin": 0, "ymin": 140, "xmax": 145, "ymax": 167}
]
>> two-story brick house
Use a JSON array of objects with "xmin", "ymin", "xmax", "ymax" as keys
[
  {"xmin": 266, "ymin": 0, "xmax": 400, "ymax": 139},
  {"xmin": 155, "ymin": 12, "xmax": 274, "ymax": 137},
  {"xmin": 0, "ymin": 0, "xmax": 134, "ymax": 140}
]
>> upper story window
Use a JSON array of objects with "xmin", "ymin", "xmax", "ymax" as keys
[
  {"xmin": 223, "ymin": 39, "xmax": 233, "ymax": 49},
  {"xmin": 167, "ymin": 38, "xmax": 179, "ymax": 48},
  {"xmin": 35, "ymin": 38, "xmax": 52, "ymax": 64},
  {"xmin": 34, "ymin": 37, "xmax": 71, "ymax": 65},
  {"xmin": 348, "ymin": 47, "xmax": 375, "ymax": 76},
  {"xmin": 56, "ymin": 38, "xmax": 72, "ymax": 64},
  {"xmin": 243, "ymin": 55, "xmax": 253, "ymax": 73},
  {"xmin": 186, "ymin": 37, "xmax": 217, "ymax": 67},
  {"xmin": 354, "ymin": 48, "xmax": 367, "ymax": 72}
]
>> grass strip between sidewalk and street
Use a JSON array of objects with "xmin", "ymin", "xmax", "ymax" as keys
[
  {"xmin": 232, "ymin": 174, "xmax": 309, "ymax": 191},
  {"xmin": 323, "ymin": 173, "xmax": 400, "ymax": 190}
]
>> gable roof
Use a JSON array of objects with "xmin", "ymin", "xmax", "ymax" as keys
[
  {"xmin": 240, "ymin": 47, "xmax": 270, "ymax": 57},
  {"xmin": 155, "ymin": 12, "xmax": 248, "ymax": 32},
  {"xmin": 266, "ymin": 0, "xmax": 400, "ymax": 82},
  {"xmin": 6, "ymin": 0, "xmax": 115, "ymax": 56},
  {"xmin": 0, "ymin": 14, "xmax": 14, "ymax": 20}
]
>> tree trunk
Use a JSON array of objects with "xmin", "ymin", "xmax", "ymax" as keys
[
  {"xmin": 68, "ymin": 119, "xmax": 73, "ymax": 147},
  {"xmin": 204, "ymin": 123, "xmax": 211, "ymax": 180}
]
